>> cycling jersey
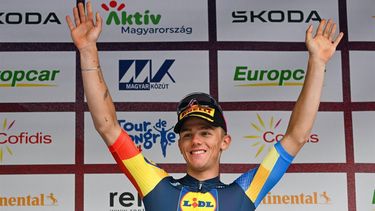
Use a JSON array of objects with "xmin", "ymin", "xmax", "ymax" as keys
[{"xmin": 109, "ymin": 129, "xmax": 294, "ymax": 211}]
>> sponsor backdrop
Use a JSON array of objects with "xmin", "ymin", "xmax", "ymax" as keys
[{"xmin": 0, "ymin": 0, "xmax": 374, "ymax": 211}]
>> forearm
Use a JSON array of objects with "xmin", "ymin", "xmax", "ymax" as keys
[
  {"xmin": 281, "ymin": 56, "xmax": 325, "ymax": 156},
  {"xmin": 80, "ymin": 46, "xmax": 121, "ymax": 145}
]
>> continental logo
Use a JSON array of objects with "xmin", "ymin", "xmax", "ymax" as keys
[
  {"xmin": 0, "ymin": 69, "xmax": 60, "ymax": 87},
  {"xmin": 179, "ymin": 105, "xmax": 215, "ymax": 121},
  {"xmin": 180, "ymin": 192, "xmax": 217, "ymax": 210},
  {"xmin": 0, "ymin": 193, "xmax": 58, "ymax": 207},
  {"xmin": 234, "ymin": 66, "xmax": 305, "ymax": 87},
  {"xmin": 261, "ymin": 191, "xmax": 331, "ymax": 205},
  {"xmin": 244, "ymin": 113, "xmax": 319, "ymax": 157}
]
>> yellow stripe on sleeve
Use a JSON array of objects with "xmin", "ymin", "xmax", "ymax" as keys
[
  {"xmin": 122, "ymin": 153, "xmax": 169, "ymax": 197},
  {"xmin": 246, "ymin": 147, "xmax": 279, "ymax": 202}
]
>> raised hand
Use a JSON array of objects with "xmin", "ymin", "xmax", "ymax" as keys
[
  {"xmin": 305, "ymin": 19, "xmax": 344, "ymax": 64},
  {"xmin": 66, "ymin": 1, "xmax": 102, "ymax": 51}
]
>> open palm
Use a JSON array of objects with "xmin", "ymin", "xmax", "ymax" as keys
[
  {"xmin": 66, "ymin": 1, "xmax": 102, "ymax": 51},
  {"xmin": 305, "ymin": 19, "xmax": 344, "ymax": 64}
]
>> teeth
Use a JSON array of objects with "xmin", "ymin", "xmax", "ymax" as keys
[{"xmin": 191, "ymin": 150, "xmax": 206, "ymax": 155}]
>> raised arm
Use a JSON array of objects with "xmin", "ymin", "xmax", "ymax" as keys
[
  {"xmin": 66, "ymin": 1, "xmax": 121, "ymax": 145},
  {"xmin": 281, "ymin": 19, "xmax": 344, "ymax": 156}
]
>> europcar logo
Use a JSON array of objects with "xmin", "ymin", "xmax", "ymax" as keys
[
  {"xmin": 179, "ymin": 190, "xmax": 217, "ymax": 210},
  {"xmin": 0, "ymin": 193, "xmax": 58, "ymax": 207},
  {"xmin": 0, "ymin": 118, "xmax": 53, "ymax": 162},
  {"xmin": 234, "ymin": 66, "xmax": 305, "ymax": 87},
  {"xmin": 118, "ymin": 118, "xmax": 176, "ymax": 157},
  {"xmin": 372, "ymin": 189, "xmax": 375, "ymax": 205},
  {"xmin": 0, "ymin": 69, "xmax": 60, "ymax": 87},
  {"xmin": 101, "ymin": 0, "xmax": 192, "ymax": 35},
  {"xmin": 261, "ymin": 191, "xmax": 331, "ymax": 205},
  {"xmin": 232, "ymin": 10, "xmax": 321, "ymax": 23},
  {"xmin": 119, "ymin": 59, "xmax": 175, "ymax": 91},
  {"xmin": 109, "ymin": 191, "xmax": 143, "ymax": 210},
  {"xmin": 244, "ymin": 113, "xmax": 319, "ymax": 157}
]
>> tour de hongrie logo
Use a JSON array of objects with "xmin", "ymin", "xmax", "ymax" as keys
[
  {"xmin": 118, "ymin": 118, "xmax": 176, "ymax": 158},
  {"xmin": 100, "ymin": 0, "xmax": 193, "ymax": 35}
]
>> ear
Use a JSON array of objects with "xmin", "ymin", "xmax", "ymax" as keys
[
  {"xmin": 220, "ymin": 134, "xmax": 232, "ymax": 151},
  {"xmin": 178, "ymin": 137, "xmax": 183, "ymax": 154}
]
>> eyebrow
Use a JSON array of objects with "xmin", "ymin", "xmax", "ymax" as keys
[{"xmin": 180, "ymin": 125, "xmax": 215, "ymax": 133}]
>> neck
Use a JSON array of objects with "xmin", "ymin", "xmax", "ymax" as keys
[{"xmin": 186, "ymin": 167, "xmax": 219, "ymax": 181}]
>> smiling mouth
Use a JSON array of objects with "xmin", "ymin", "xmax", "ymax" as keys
[{"xmin": 190, "ymin": 150, "xmax": 207, "ymax": 155}]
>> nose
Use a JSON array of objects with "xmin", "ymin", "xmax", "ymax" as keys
[{"xmin": 191, "ymin": 133, "xmax": 202, "ymax": 145}]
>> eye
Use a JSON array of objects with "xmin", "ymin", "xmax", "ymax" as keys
[
  {"xmin": 200, "ymin": 130, "xmax": 212, "ymax": 137},
  {"xmin": 181, "ymin": 133, "xmax": 192, "ymax": 139}
]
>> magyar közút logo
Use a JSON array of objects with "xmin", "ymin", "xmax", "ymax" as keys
[
  {"xmin": 0, "ymin": 193, "xmax": 58, "ymax": 207},
  {"xmin": 118, "ymin": 118, "xmax": 176, "ymax": 157},
  {"xmin": 244, "ymin": 113, "xmax": 319, "ymax": 157},
  {"xmin": 119, "ymin": 59, "xmax": 175, "ymax": 91},
  {"xmin": 0, "ymin": 68, "xmax": 60, "ymax": 87},
  {"xmin": 101, "ymin": 0, "xmax": 192, "ymax": 35},
  {"xmin": 0, "ymin": 118, "xmax": 52, "ymax": 162},
  {"xmin": 233, "ymin": 66, "xmax": 305, "ymax": 87}
]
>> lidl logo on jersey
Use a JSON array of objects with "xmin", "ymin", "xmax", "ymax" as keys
[
  {"xmin": 261, "ymin": 191, "xmax": 331, "ymax": 205},
  {"xmin": 0, "ymin": 118, "xmax": 53, "ymax": 162},
  {"xmin": 244, "ymin": 113, "xmax": 319, "ymax": 158},
  {"xmin": 0, "ymin": 193, "xmax": 58, "ymax": 207},
  {"xmin": 101, "ymin": 0, "xmax": 192, "ymax": 36},
  {"xmin": 233, "ymin": 66, "xmax": 305, "ymax": 87},
  {"xmin": 179, "ymin": 189, "xmax": 217, "ymax": 211},
  {"xmin": 119, "ymin": 59, "xmax": 175, "ymax": 91},
  {"xmin": 118, "ymin": 118, "xmax": 176, "ymax": 157},
  {"xmin": 0, "ymin": 68, "xmax": 60, "ymax": 87}
]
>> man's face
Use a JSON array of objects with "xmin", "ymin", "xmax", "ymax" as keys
[{"xmin": 178, "ymin": 117, "xmax": 231, "ymax": 176}]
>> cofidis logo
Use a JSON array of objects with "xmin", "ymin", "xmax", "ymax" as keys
[
  {"xmin": 118, "ymin": 118, "xmax": 176, "ymax": 157},
  {"xmin": 244, "ymin": 113, "xmax": 319, "ymax": 157},
  {"xmin": 234, "ymin": 66, "xmax": 305, "ymax": 87},
  {"xmin": 119, "ymin": 59, "xmax": 175, "ymax": 91},
  {"xmin": 261, "ymin": 191, "xmax": 331, "ymax": 205},
  {"xmin": 0, "ymin": 193, "xmax": 58, "ymax": 207},
  {"xmin": 0, "ymin": 68, "xmax": 60, "ymax": 87},
  {"xmin": 0, "ymin": 118, "xmax": 52, "ymax": 162},
  {"xmin": 101, "ymin": 0, "xmax": 192, "ymax": 35}
]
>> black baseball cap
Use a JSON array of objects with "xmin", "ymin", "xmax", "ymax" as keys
[{"xmin": 174, "ymin": 92, "xmax": 227, "ymax": 133}]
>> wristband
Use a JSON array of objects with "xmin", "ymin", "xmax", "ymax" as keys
[{"xmin": 81, "ymin": 66, "xmax": 100, "ymax": 71}]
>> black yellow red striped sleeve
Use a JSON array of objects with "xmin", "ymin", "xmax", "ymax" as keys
[{"xmin": 108, "ymin": 129, "xmax": 169, "ymax": 198}]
